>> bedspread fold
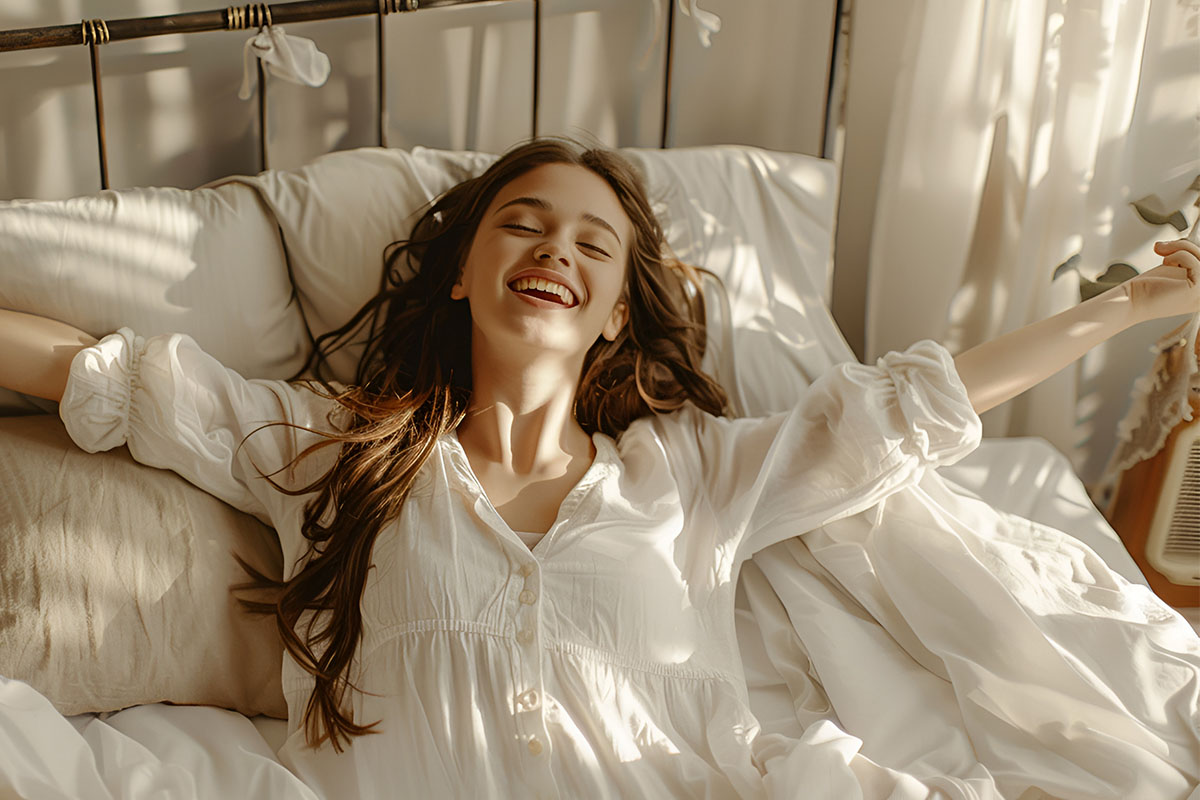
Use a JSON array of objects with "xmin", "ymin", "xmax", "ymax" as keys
[{"xmin": 748, "ymin": 470, "xmax": 1200, "ymax": 800}]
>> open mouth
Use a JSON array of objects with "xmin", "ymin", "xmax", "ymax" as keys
[{"xmin": 508, "ymin": 276, "xmax": 577, "ymax": 307}]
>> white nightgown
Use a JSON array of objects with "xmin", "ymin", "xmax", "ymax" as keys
[{"xmin": 57, "ymin": 329, "xmax": 1199, "ymax": 800}]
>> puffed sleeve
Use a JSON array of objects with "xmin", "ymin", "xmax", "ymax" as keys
[
  {"xmin": 59, "ymin": 328, "xmax": 342, "ymax": 570},
  {"xmin": 655, "ymin": 340, "xmax": 981, "ymax": 564}
]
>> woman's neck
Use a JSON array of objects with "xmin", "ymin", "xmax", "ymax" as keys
[{"xmin": 457, "ymin": 344, "xmax": 593, "ymax": 476}]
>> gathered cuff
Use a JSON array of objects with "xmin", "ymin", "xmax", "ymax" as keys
[
  {"xmin": 874, "ymin": 339, "xmax": 981, "ymax": 467},
  {"xmin": 59, "ymin": 327, "xmax": 144, "ymax": 453}
]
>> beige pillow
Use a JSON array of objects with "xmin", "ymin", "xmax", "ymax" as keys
[{"xmin": 0, "ymin": 415, "xmax": 286, "ymax": 718}]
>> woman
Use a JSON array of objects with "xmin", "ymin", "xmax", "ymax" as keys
[{"xmin": 1, "ymin": 139, "xmax": 1198, "ymax": 798}]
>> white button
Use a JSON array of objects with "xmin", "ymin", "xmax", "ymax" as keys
[
  {"xmin": 519, "ymin": 563, "xmax": 535, "ymax": 577},
  {"xmin": 518, "ymin": 689, "xmax": 540, "ymax": 709},
  {"xmin": 527, "ymin": 736, "xmax": 544, "ymax": 756},
  {"xmin": 516, "ymin": 629, "xmax": 534, "ymax": 644},
  {"xmin": 519, "ymin": 589, "xmax": 537, "ymax": 605}
]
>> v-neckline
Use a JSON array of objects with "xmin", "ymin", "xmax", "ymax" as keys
[{"xmin": 444, "ymin": 428, "xmax": 617, "ymax": 550}]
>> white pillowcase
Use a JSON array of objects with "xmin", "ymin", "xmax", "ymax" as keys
[
  {"xmin": 227, "ymin": 145, "xmax": 852, "ymax": 413},
  {"xmin": 624, "ymin": 147, "xmax": 853, "ymax": 416},
  {"xmin": 223, "ymin": 147, "xmax": 496, "ymax": 382},
  {"xmin": 0, "ymin": 183, "xmax": 310, "ymax": 414}
]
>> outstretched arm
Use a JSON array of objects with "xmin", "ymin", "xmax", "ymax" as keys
[
  {"xmin": 953, "ymin": 239, "xmax": 1200, "ymax": 415},
  {"xmin": 0, "ymin": 309, "xmax": 98, "ymax": 403}
]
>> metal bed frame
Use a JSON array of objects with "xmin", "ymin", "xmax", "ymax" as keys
[
  {"xmin": 0, "ymin": 0, "xmax": 688, "ymax": 189},
  {"xmin": 1, "ymin": 1, "xmax": 849, "ymax": 194}
]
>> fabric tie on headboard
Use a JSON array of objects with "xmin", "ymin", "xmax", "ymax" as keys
[
  {"xmin": 638, "ymin": 0, "xmax": 723, "ymax": 69},
  {"xmin": 238, "ymin": 25, "xmax": 331, "ymax": 100}
]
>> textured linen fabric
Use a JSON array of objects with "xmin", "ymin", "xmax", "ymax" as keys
[
  {"xmin": 0, "ymin": 415, "xmax": 285, "ymax": 718},
  {"xmin": 59, "ymin": 328, "xmax": 979, "ymax": 799}
]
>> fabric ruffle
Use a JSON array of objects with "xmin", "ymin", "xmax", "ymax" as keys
[
  {"xmin": 1096, "ymin": 312, "xmax": 1200, "ymax": 506},
  {"xmin": 871, "ymin": 339, "xmax": 982, "ymax": 465},
  {"xmin": 59, "ymin": 327, "xmax": 142, "ymax": 454}
]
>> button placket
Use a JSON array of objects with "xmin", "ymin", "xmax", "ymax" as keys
[{"xmin": 511, "ymin": 562, "xmax": 552, "ymax": 772}]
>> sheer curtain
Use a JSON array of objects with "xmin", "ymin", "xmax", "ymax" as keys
[{"xmin": 862, "ymin": 0, "xmax": 1189, "ymax": 481}]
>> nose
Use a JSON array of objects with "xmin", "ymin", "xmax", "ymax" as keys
[{"xmin": 534, "ymin": 241, "xmax": 570, "ymax": 267}]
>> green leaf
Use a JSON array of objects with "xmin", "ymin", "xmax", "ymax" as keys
[
  {"xmin": 1097, "ymin": 262, "xmax": 1139, "ymax": 282},
  {"xmin": 1131, "ymin": 195, "xmax": 1188, "ymax": 230},
  {"xmin": 1079, "ymin": 262, "xmax": 1139, "ymax": 302},
  {"xmin": 1052, "ymin": 253, "xmax": 1081, "ymax": 282}
]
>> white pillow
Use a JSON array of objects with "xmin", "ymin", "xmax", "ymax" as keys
[
  {"xmin": 624, "ymin": 147, "xmax": 853, "ymax": 416},
  {"xmin": 231, "ymin": 145, "xmax": 851, "ymax": 412},
  {"xmin": 223, "ymin": 147, "xmax": 495, "ymax": 381},
  {"xmin": 0, "ymin": 182, "xmax": 311, "ymax": 414}
]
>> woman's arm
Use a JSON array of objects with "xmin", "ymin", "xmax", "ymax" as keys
[
  {"xmin": 953, "ymin": 239, "xmax": 1200, "ymax": 415},
  {"xmin": 0, "ymin": 309, "xmax": 98, "ymax": 403}
]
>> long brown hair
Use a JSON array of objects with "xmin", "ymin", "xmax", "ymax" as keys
[{"xmin": 237, "ymin": 138, "xmax": 728, "ymax": 752}]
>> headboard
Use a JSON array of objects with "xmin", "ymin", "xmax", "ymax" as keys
[{"xmin": 0, "ymin": 0, "xmax": 846, "ymax": 201}]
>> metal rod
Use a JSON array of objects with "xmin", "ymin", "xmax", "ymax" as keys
[
  {"xmin": 257, "ymin": 59, "xmax": 269, "ymax": 170},
  {"xmin": 531, "ymin": 0, "xmax": 540, "ymax": 138},
  {"xmin": 659, "ymin": 0, "xmax": 674, "ymax": 149},
  {"xmin": 820, "ymin": 0, "xmax": 846, "ymax": 160},
  {"xmin": 377, "ymin": 11, "xmax": 388, "ymax": 146},
  {"xmin": 89, "ymin": 41, "xmax": 110, "ymax": 189},
  {"xmin": 0, "ymin": 0, "xmax": 515, "ymax": 53}
]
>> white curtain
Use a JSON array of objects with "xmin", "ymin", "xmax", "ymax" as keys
[{"xmin": 863, "ymin": 0, "xmax": 1172, "ymax": 478}]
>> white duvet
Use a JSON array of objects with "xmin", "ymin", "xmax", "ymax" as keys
[
  {"xmin": 748, "ymin": 471, "xmax": 1199, "ymax": 799},
  {"xmin": 2, "ymin": 437, "xmax": 1197, "ymax": 800}
]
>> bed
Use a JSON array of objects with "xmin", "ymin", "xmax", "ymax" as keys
[{"xmin": 1, "ymin": 3, "xmax": 1197, "ymax": 799}]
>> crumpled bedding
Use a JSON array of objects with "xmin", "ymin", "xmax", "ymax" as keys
[{"xmin": 746, "ymin": 469, "xmax": 1199, "ymax": 800}]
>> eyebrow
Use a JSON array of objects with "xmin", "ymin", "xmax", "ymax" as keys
[{"xmin": 494, "ymin": 196, "xmax": 622, "ymax": 245}]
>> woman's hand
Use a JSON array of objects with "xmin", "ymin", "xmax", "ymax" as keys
[{"xmin": 1125, "ymin": 239, "xmax": 1200, "ymax": 324}]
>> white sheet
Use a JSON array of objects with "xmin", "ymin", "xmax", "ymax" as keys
[
  {"xmin": 740, "ymin": 441, "xmax": 1199, "ymax": 799},
  {"xmin": 5, "ymin": 437, "xmax": 1191, "ymax": 799}
]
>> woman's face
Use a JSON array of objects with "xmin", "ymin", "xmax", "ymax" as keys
[{"xmin": 452, "ymin": 163, "xmax": 633, "ymax": 360}]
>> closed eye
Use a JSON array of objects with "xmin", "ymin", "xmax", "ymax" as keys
[
  {"xmin": 580, "ymin": 243, "xmax": 612, "ymax": 259},
  {"xmin": 505, "ymin": 223, "xmax": 610, "ymax": 258}
]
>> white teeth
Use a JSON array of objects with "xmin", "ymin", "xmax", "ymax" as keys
[{"xmin": 510, "ymin": 276, "xmax": 575, "ymax": 306}]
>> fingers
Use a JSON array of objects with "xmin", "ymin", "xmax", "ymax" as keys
[
  {"xmin": 1154, "ymin": 240, "xmax": 1200, "ymax": 286},
  {"xmin": 1154, "ymin": 239, "xmax": 1200, "ymax": 258},
  {"xmin": 1163, "ymin": 252, "xmax": 1200, "ymax": 269}
]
